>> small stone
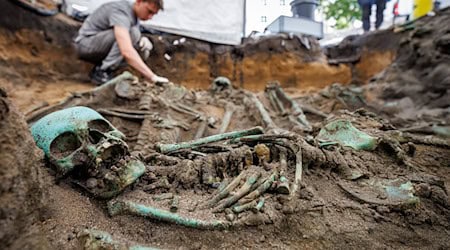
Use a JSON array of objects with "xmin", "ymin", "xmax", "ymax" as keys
[
  {"xmin": 86, "ymin": 178, "xmax": 97, "ymax": 189},
  {"xmin": 226, "ymin": 213, "xmax": 235, "ymax": 222}
]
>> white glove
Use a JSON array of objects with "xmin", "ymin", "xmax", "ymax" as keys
[
  {"xmin": 138, "ymin": 36, "xmax": 153, "ymax": 60},
  {"xmin": 151, "ymin": 74, "xmax": 169, "ymax": 84}
]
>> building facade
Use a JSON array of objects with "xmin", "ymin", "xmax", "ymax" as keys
[{"xmin": 245, "ymin": 0, "xmax": 292, "ymax": 35}]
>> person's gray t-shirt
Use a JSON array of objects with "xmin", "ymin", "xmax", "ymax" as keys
[{"xmin": 75, "ymin": 0, "xmax": 137, "ymax": 42}]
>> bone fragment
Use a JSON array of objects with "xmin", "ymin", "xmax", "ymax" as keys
[
  {"xmin": 170, "ymin": 195, "xmax": 179, "ymax": 212},
  {"xmin": 139, "ymin": 90, "xmax": 153, "ymax": 110},
  {"xmin": 232, "ymin": 200, "xmax": 257, "ymax": 213},
  {"xmin": 152, "ymin": 193, "xmax": 173, "ymax": 201}
]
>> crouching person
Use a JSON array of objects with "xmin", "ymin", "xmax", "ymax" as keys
[{"xmin": 74, "ymin": 0, "xmax": 169, "ymax": 85}]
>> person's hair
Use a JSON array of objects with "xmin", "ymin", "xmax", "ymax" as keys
[{"xmin": 143, "ymin": 0, "xmax": 164, "ymax": 11}]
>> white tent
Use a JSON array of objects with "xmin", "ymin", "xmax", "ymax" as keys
[{"xmin": 141, "ymin": 0, "xmax": 245, "ymax": 45}]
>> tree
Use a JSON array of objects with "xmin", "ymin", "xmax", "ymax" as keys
[{"xmin": 319, "ymin": 0, "xmax": 362, "ymax": 29}]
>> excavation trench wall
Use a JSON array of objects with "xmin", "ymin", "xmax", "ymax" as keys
[{"xmin": 0, "ymin": 0, "xmax": 397, "ymax": 110}]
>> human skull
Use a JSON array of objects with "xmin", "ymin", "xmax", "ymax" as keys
[
  {"xmin": 31, "ymin": 106, "xmax": 145, "ymax": 198},
  {"xmin": 211, "ymin": 76, "xmax": 231, "ymax": 93}
]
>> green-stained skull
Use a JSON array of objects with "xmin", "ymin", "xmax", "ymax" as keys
[{"xmin": 31, "ymin": 106, "xmax": 145, "ymax": 198}]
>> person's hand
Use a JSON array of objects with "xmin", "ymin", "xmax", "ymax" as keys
[
  {"xmin": 138, "ymin": 36, "xmax": 153, "ymax": 60},
  {"xmin": 151, "ymin": 74, "xmax": 169, "ymax": 84}
]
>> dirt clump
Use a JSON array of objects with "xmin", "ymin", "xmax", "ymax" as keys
[
  {"xmin": 0, "ymin": 88, "xmax": 49, "ymax": 249},
  {"xmin": 322, "ymin": 7, "xmax": 450, "ymax": 129},
  {"xmin": 368, "ymin": 8, "xmax": 450, "ymax": 127}
]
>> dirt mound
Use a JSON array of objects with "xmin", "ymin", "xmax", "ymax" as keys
[
  {"xmin": 323, "ymin": 8, "xmax": 450, "ymax": 129},
  {"xmin": 0, "ymin": 88, "xmax": 49, "ymax": 249},
  {"xmin": 368, "ymin": 8, "xmax": 450, "ymax": 126}
]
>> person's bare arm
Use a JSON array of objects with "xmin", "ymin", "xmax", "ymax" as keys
[{"xmin": 114, "ymin": 26, "xmax": 161, "ymax": 82}]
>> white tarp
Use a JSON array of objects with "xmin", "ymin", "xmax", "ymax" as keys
[{"xmin": 141, "ymin": 0, "xmax": 245, "ymax": 45}]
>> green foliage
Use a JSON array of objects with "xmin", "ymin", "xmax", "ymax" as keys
[{"xmin": 319, "ymin": 0, "xmax": 362, "ymax": 29}]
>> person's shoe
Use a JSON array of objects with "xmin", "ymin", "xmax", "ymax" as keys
[{"xmin": 89, "ymin": 65, "xmax": 113, "ymax": 86}]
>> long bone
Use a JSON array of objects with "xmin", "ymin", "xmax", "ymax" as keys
[
  {"xmin": 97, "ymin": 108, "xmax": 156, "ymax": 120},
  {"xmin": 249, "ymin": 94, "xmax": 277, "ymax": 129},
  {"xmin": 194, "ymin": 116, "xmax": 208, "ymax": 139},
  {"xmin": 266, "ymin": 85, "xmax": 286, "ymax": 115},
  {"xmin": 170, "ymin": 102, "xmax": 203, "ymax": 118},
  {"xmin": 108, "ymin": 200, "xmax": 230, "ymax": 230},
  {"xmin": 218, "ymin": 103, "xmax": 236, "ymax": 133},
  {"xmin": 234, "ymin": 171, "xmax": 277, "ymax": 206},
  {"xmin": 212, "ymin": 171, "xmax": 262, "ymax": 212},
  {"xmin": 203, "ymin": 170, "xmax": 248, "ymax": 208},
  {"xmin": 157, "ymin": 126, "xmax": 264, "ymax": 154},
  {"xmin": 276, "ymin": 148, "xmax": 291, "ymax": 194},
  {"xmin": 267, "ymin": 89, "xmax": 280, "ymax": 113},
  {"xmin": 272, "ymin": 83, "xmax": 312, "ymax": 131}
]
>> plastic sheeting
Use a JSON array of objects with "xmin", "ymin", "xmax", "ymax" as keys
[{"xmin": 141, "ymin": 0, "xmax": 245, "ymax": 45}]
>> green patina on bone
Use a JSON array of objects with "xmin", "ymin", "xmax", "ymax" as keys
[
  {"xmin": 317, "ymin": 119, "xmax": 377, "ymax": 150},
  {"xmin": 157, "ymin": 126, "xmax": 264, "ymax": 153},
  {"xmin": 30, "ymin": 106, "xmax": 144, "ymax": 198},
  {"xmin": 108, "ymin": 200, "xmax": 229, "ymax": 230}
]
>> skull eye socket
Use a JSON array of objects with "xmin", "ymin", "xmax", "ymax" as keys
[
  {"xmin": 88, "ymin": 119, "xmax": 112, "ymax": 133},
  {"xmin": 89, "ymin": 130, "xmax": 105, "ymax": 144},
  {"xmin": 50, "ymin": 132, "xmax": 82, "ymax": 159}
]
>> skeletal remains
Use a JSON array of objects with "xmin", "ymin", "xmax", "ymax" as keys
[{"xmin": 29, "ymin": 72, "xmax": 449, "ymax": 230}]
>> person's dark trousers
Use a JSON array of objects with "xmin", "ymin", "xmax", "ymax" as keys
[
  {"xmin": 375, "ymin": 0, "xmax": 387, "ymax": 29},
  {"xmin": 74, "ymin": 26, "xmax": 141, "ymax": 71},
  {"xmin": 361, "ymin": 3, "xmax": 372, "ymax": 32}
]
